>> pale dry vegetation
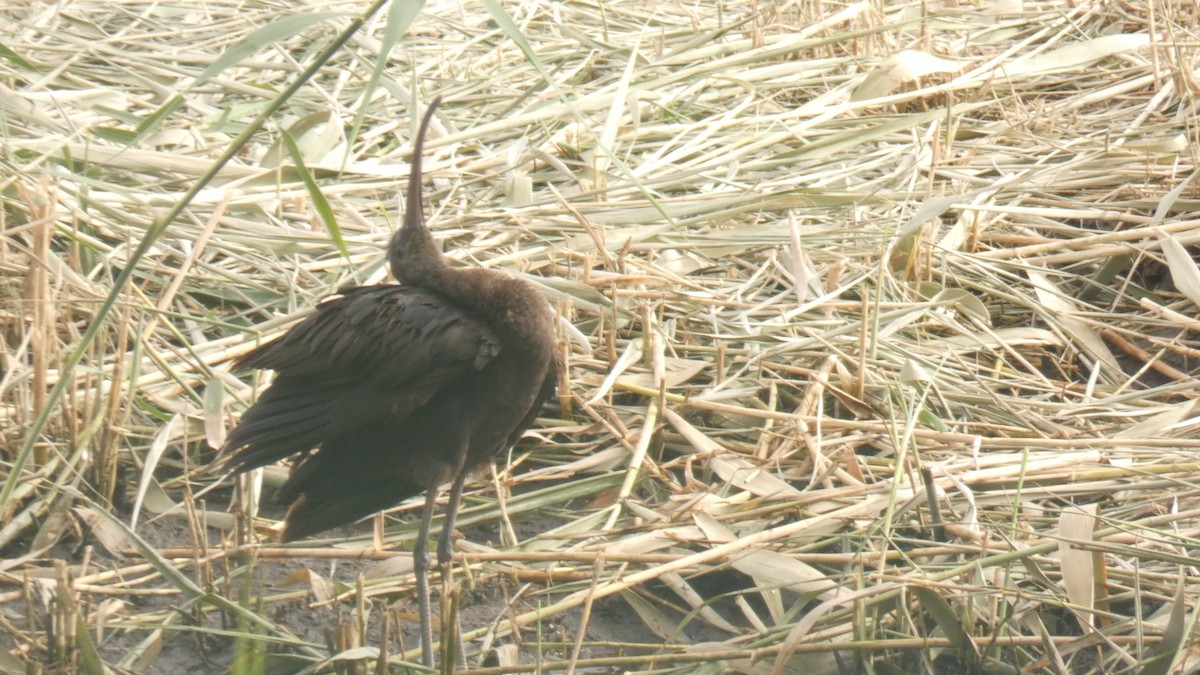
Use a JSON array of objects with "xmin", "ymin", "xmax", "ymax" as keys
[{"xmin": 3, "ymin": 0, "xmax": 1200, "ymax": 673}]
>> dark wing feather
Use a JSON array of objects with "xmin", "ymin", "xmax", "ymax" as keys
[
  {"xmin": 275, "ymin": 352, "xmax": 560, "ymax": 542},
  {"xmin": 274, "ymin": 393, "xmax": 469, "ymax": 541},
  {"xmin": 234, "ymin": 285, "xmax": 498, "ymax": 385},
  {"xmin": 220, "ymin": 285, "xmax": 500, "ymax": 473}
]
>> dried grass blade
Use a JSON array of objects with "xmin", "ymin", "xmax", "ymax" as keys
[
  {"xmin": 130, "ymin": 414, "xmax": 182, "ymax": 531},
  {"xmin": 1027, "ymin": 270, "xmax": 1120, "ymax": 377},
  {"xmin": 1058, "ymin": 504, "xmax": 1102, "ymax": 631},
  {"xmin": 195, "ymin": 13, "xmax": 343, "ymax": 86},
  {"xmin": 693, "ymin": 512, "xmax": 840, "ymax": 600},
  {"xmin": 1137, "ymin": 577, "xmax": 1189, "ymax": 675}
]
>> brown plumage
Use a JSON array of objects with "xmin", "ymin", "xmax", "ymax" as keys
[{"xmin": 219, "ymin": 96, "xmax": 557, "ymax": 666}]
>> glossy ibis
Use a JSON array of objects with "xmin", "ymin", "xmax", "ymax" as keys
[{"xmin": 219, "ymin": 96, "xmax": 557, "ymax": 666}]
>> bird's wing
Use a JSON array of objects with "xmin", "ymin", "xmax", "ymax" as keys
[
  {"xmin": 274, "ymin": 347, "xmax": 562, "ymax": 542},
  {"xmin": 234, "ymin": 285, "xmax": 499, "ymax": 384},
  {"xmin": 219, "ymin": 285, "xmax": 500, "ymax": 472}
]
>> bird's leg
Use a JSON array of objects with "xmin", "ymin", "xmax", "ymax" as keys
[
  {"xmin": 436, "ymin": 470, "xmax": 468, "ymax": 666},
  {"xmin": 437, "ymin": 470, "xmax": 468, "ymax": 569},
  {"xmin": 413, "ymin": 487, "xmax": 439, "ymax": 669}
]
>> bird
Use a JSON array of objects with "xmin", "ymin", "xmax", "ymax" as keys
[{"xmin": 217, "ymin": 95, "xmax": 558, "ymax": 667}]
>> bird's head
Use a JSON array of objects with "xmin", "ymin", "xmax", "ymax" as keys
[{"xmin": 389, "ymin": 96, "xmax": 446, "ymax": 284}]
